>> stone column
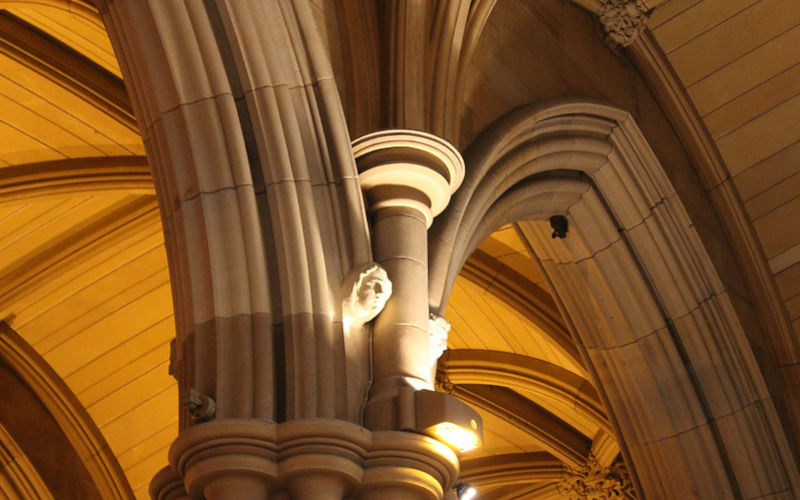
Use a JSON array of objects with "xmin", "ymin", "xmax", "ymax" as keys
[{"xmin": 352, "ymin": 130, "xmax": 465, "ymax": 431}]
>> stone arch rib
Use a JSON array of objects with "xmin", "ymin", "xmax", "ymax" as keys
[
  {"xmin": 0, "ymin": 321, "xmax": 133, "ymax": 499},
  {"xmin": 438, "ymin": 349, "xmax": 609, "ymax": 436},
  {"xmin": 429, "ymin": 101, "xmax": 800, "ymax": 498},
  {"xmin": 0, "ymin": 421, "xmax": 54, "ymax": 499}
]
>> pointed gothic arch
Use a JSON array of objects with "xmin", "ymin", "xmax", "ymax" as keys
[{"xmin": 429, "ymin": 101, "xmax": 800, "ymax": 498}]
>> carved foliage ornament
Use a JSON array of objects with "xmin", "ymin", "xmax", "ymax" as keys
[
  {"xmin": 557, "ymin": 455, "xmax": 636, "ymax": 500},
  {"xmin": 435, "ymin": 367, "xmax": 454, "ymax": 394},
  {"xmin": 598, "ymin": 0, "xmax": 648, "ymax": 47},
  {"xmin": 343, "ymin": 263, "xmax": 393, "ymax": 325}
]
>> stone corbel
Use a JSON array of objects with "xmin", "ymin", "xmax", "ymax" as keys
[{"xmin": 597, "ymin": 0, "xmax": 649, "ymax": 48}]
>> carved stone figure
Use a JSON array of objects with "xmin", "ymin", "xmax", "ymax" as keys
[
  {"xmin": 343, "ymin": 263, "xmax": 393, "ymax": 325},
  {"xmin": 183, "ymin": 388, "xmax": 216, "ymax": 423},
  {"xmin": 598, "ymin": 0, "xmax": 648, "ymax": 47},
  {"xmin": 428, "ymin": 314, "xmax": 450, "ymax": 366},
  {"xmin": 558, "ymin": 455, "xmax": 635, "ymax": 499}
]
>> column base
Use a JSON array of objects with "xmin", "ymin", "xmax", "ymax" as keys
[{"xmin": 153, "ymin": 418, "xmax": 459, "ymax": 499}]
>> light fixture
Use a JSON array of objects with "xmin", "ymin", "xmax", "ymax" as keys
[
  {"xmin": 413, "ymin": 390, "xmax": 483, "ymax": 453},
  {"xmin": 429, "ymin": 421, "xmax": 480, "ymax": 453},
  {"xmin": 457, "ymin": 483, "xmax": 477, "ymax": 500}
]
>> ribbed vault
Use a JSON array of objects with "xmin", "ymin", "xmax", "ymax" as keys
[{"xmin": 0, "ymin": 0, "xmax": 798, "ymax": 499}]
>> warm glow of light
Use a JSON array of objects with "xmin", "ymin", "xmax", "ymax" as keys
[
  {"xmin": 430, "ymin": 422, "xmax": 480, "ymax": 452},
  {"xmin": 459, "ymin": 486, "xmax": 477, "ymax": 500}
]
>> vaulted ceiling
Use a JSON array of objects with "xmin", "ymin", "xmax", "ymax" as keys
[{"xmin": 0, "ymin": 1, "xmax": 797, "ymax": 499}]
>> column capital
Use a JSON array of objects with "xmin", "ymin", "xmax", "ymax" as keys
[{"xmin": 352, "ymin": 130, "xmax": 465, "ymax": 227}]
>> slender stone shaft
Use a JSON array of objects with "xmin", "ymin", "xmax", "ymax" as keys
[{"xmin": 352, "ymin": 130, "xmax": 465, "ymax": 430}]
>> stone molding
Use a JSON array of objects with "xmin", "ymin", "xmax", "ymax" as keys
[
  {"xmin": 438, "ymin": 349, "xmax": 610, "ymax": 436},
  {"xmin": 0, "ymin": 0, "xmax": 101, "ymax": 25},
  {"xmin": 0, "ymin": 156, "xmax": 151, "ymax": 202},
  {"xmin": 452, "ymin": 384, "xmax": 591, "ymax": 468},
  {"xmin": 158, "ymin": 419, "xmax": 458, "ymax": 500},
  {"xmin": 460, "ymin": 451, "xmax": 563, "ymax": 488}
]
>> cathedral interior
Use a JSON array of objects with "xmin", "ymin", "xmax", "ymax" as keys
[{"xmin": 0, "ymin": 0, "xmax": 799, "ymax": 499}]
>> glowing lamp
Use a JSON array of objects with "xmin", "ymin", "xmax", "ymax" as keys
[
  {"xmin": 429, "ymin": 422, "xmax": 480, "ymax": 453},
  {"xmin": 456, "ymin": 483, "xmax": 477, "ymax": 500},
  {"xmin": 414, "ymin": 390, "xmax": 483, "ymax": 453}
]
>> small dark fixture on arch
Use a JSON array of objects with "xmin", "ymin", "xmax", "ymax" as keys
[{"xmin": 550, "ymin": 215, "xmax": 568, "ymax": 239}]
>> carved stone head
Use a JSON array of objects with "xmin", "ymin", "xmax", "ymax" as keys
[
  {"xmin": 428, "ymin": 314, "xmax": 451, "ymax": 365},
  {"xmin": 344, "ymin": 263, "xmax": 393, "ymax": 324}
]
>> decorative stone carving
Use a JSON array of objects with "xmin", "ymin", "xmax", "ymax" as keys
[
  {"xmin": 343, "ymin": 263, "xmax": 393, "ymax": 325},
  {"xmin": 557, "ymin": 455, "xmax": 635, "ymax": 499},
  {"xmin": 183, "ymin": 388, "xmax": 216, "ymax": 423},
  {"xmin": 435, "ymin": 367, "xmax": 455, "ymax": 394},
  {"xmin": 428, "ymin": 314, "xmax": 450, "ymax": 366},
  {"xmin": 598, "ymin": 0, "xmax": 648, "ymax": 47}
]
